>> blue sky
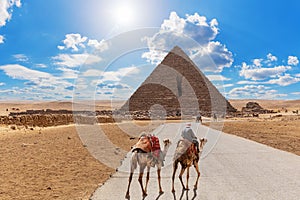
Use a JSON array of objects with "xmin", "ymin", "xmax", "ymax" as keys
[{"xmin": 0, "ymin": 0, "xmax": 299, "ymax": 101}]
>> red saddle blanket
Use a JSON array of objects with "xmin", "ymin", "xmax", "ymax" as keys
[
  {"xmin": 132, "ymin": 135, "xmax": 161, "ymax": 158},
  {"xmin": 150, "ymin": 135, "xmax": 161, "ymax": 158}
]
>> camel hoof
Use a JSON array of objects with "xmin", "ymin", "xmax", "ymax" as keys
[
  {"xmin": 142, "ymin": 193, "xmax": 148, "ymax": 197},
  {"xmin": 159, "ymin": 190, "xmax": 164, "ymax": 195},
  {"xmin": 125, "ymin": 193, "xmax": 130, "ymax": 199}
]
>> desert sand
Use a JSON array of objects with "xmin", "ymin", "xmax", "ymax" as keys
[{"xmin": 0, "ymin": 100, "xmax": 299, "ymax": 199}]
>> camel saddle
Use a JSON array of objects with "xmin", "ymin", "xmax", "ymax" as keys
[
  {"xmin": 173, "ymin": 139, "xmax": 197, "ymax": 160},
  {"xmin": 132, "ymin": 135, "xmax": 152, "ymax": 153},
  {"xmin": 132, "ymin": 135, "xmax": 161, "ymax": 157}
]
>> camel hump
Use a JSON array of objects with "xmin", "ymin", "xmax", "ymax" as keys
[
  {"xmin": 173, "ymin": 139, "xmax": 192, "ymax": 160},
  {"xmin": 132, "ymin": 135, "xmax": 152, "ymax": 153}
]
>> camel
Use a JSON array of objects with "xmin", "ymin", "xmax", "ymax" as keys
[
  {"xmin": 125, "ymin": 137, "xmax": 171, "ymax": 199},
  {"xmin": 171, "ymin": 137, "xmax": 207, "ymax": 192}
]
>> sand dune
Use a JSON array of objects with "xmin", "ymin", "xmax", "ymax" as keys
[{"xmin": 0, "ymin": 100, "xmax": 125, "ymax": 116}]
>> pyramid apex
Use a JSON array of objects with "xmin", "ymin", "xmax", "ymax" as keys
[
  {"xmin": 169, "ymin": 46, "xmax": 190, "ymax": 61},
  {"xmin": 170, "ymin": 45, "xmax": 184, "ymax": 53}
]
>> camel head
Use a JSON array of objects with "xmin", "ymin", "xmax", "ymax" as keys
[
  {"xmin": 163, "ymin": 139, "xmax": 172, "ymax": 147},
  {"xmin": 199, "ymin": 138, "xmax": 207, "ymax": 149}
]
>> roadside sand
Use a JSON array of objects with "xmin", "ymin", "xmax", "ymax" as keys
[
  {"xmin": 205, "ymin": 116, "xmax": 300, "ymax": 156},
  {"xmin": 0, "ymin": 121, "xmax": 162, "ymax": 200}
]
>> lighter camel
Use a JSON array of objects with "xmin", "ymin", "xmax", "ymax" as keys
[{"xmin": 125, "ymin": 138, "xmax": 172, "ymax": 199}]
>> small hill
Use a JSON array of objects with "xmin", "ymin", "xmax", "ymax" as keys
[{"xmin": 229, "ymin": 99, "xmax": 300, "ymax": 111}]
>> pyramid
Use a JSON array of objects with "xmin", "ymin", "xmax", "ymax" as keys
[{"xmin": 121, "ymin": 46, "xmax": 236, "ymax": 117}]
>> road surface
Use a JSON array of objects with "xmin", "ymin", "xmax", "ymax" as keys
[{"xmin": 90, "ymin": 122, "xmax": 300, "ymax": 200}]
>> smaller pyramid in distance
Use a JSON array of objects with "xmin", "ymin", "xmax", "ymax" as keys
[{"xmin": 121, "ymin": 46, "xmax": 236, "ymax": 117}]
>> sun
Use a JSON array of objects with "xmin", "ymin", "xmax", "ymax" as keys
[{"xmin": 114, "ymin": 4, "xmax": 136, "ymax": 26}]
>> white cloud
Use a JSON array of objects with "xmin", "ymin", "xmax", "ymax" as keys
[
  {"xmin": 291, "ymin": 92, "xmax": 300, "ymax": 95},
  {"xmin": 191, "ymin": 41, "xmax": 233, "ymax": 71},
  {"xmin": 57, "ymin": 33, "xmax": 88, "ymax": 51},
  {"xmin": 86, "ymin": 66, "xmax": 140, "ymax": 87},
  {"xmin": 0, "ymin": 64, "xmax": 51, "ymax": 81},
  {"xmin": 35, "ymin": 63, "xmax": 47, "ymax": 68},
  {"xmin": 0, "ymin": 64, "xmax": 75, "ymax": 100},
  {"xmin": 0, "ymin": 35, "xmax": 4, "ymax": 44},
  {"xmin": 58, "ymin": 33, "xmax": 109, "ymax": 53},
  {"xmin": 56, "ymin": 67, "xmax": 78, "ymax": 79},
  {"xmin": 142, "ymin": 12, "xmax": 233, "ymax": 72},
  {"xmin": 13, "ymin": 54, "xmax": 29, "ymax": 62},
  {"xmin": 0, "ymin": 82, "xmax": 5, "ymax": 86},
  {"xmin": 266, "ymin": 74, "xmax": 300, "ymax": 86},
  {"xmin": 97, "ymin": 82, "xmax": 130, "ymax": 90},
  {"xmin": 237, "ymin": 80, "xmax": 261, "ymax": 85},
  {"xmin": 239, "ymin": 62, "xmax": 290, "ymax": 81},
  {"xmin": 206, "ymin": 75, "xmax": 230, "ymax": 81},
  {"xmin": 82, "ymin": 69, "xmax": 103, "ymax": 77},
  {"xmin": 87, "ymin": 39, "xmax": 109, "ymax": 52},
  {"xmin": 100, "ymin": 66, "xmax": 140, "ymax": 82},
  {"xmin": 215, "ymin": 83, "xmax": 233, "ymax": 90},
  {"xmin": 267, "ymin": 53, "xmax": 277, "ymax": 62},
  {"xmin": 253, "ymin": 58, "xmax": 263, "ymax": 67},
  {"xmin": 227, "ymin": 85, "xmax": 287, "ymax": 99},
  {"xmin": 223, "ymin": 83, "xmax": 234, "ymax": 88},
  {"xmin": 0, "ymin": 0, "xmax": 21, "ymax": 27},
  {"xmin": 53, "ymin": 53, "xmax": 102, "ymax": 67},
  {"xmin": 288, "ymin": 56, "xmax": 299, "ymax": 66}
]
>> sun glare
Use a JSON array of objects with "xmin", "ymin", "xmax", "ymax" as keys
[{"xmin": 114, "ymin": 5, "xmax": 135, "ymax": 26}]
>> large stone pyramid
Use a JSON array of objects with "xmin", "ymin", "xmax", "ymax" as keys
[{"xmin": 121, "ymin": 46, "xmax": 236, "ymax": 117}]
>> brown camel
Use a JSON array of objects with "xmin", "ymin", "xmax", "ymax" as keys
[
  {"xmin": 171, "ymin": 137, "xmax": 207, "ymax": 192},
  {"xmin": 125, "ymin": 138, "xmax": 171, "ymax": 199}
]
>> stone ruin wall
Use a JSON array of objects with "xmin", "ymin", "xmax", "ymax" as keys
[{"xmin": 0, "ymin": 109, "xmax": 120, "ymax": 127}]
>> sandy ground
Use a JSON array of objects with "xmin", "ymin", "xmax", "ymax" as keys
[
  {"xmin": 0, "ymin": 100, "xmax": 299, "ymax": 199},
  {"xmin": 204, "ymin": 115, "xmax": 300, "ymax": 156},
  {"xmin": 0, "ymin": 121, "xmax": 163, "ymax": 200}
]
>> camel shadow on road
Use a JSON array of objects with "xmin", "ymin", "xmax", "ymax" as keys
[
  {"xmin": 172, "ymin": 189, "xmax": 197, "ymax": 200},
  {"xmin": 128, "ymin": 188, "xmax": 198, "ymax": 200}
]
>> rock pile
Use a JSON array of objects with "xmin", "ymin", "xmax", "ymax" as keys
[{"xmin": 242, "ymin": 102, "xmax": 272, "ymax": 114}]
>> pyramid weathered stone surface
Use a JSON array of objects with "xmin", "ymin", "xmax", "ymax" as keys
[{"xmin": 121, "ymin": 46, "xmax": 236, "ymax": 117}]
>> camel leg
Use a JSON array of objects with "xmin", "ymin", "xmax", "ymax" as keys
[
  {"xmin": 193, "ymin": 163, "xmax": 201, "ymax": 189},
  {"xmin": 138, "ymin": 165, "xmax": 147, "ymax": 197},
  {"xmin": 172, "ymin": 160, "xmax": 178, "ymax": 192},
  {"xmin": 157, "ymin": 167, "xmax": 164, "ymax": 194},
  {"xmin": 125, "ymin": 172, "xmax": 133, "ymax": 199},
  {"xmin": 179, "ymin": 166, "xmax": 187, "ymax": 190},
  {"xmin": 144, "ymin": 166, "xmax": 150, "ymax": 194},
  {"xmin": 125, "ymin": 152, "xmax": 138, "ymax": 199},
  {"xmin": 186, "ymin": 167, "xmax": 190, "ymax": 190}
]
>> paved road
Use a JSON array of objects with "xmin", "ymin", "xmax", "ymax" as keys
[{"xmin": 90, "ymin": 123, "xmax": 300, "ymax": 200}]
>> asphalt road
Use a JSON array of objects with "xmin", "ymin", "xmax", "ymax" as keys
[{"xmin": 90, "ymin": 122, "xmax": 300, "ymax": 200}]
